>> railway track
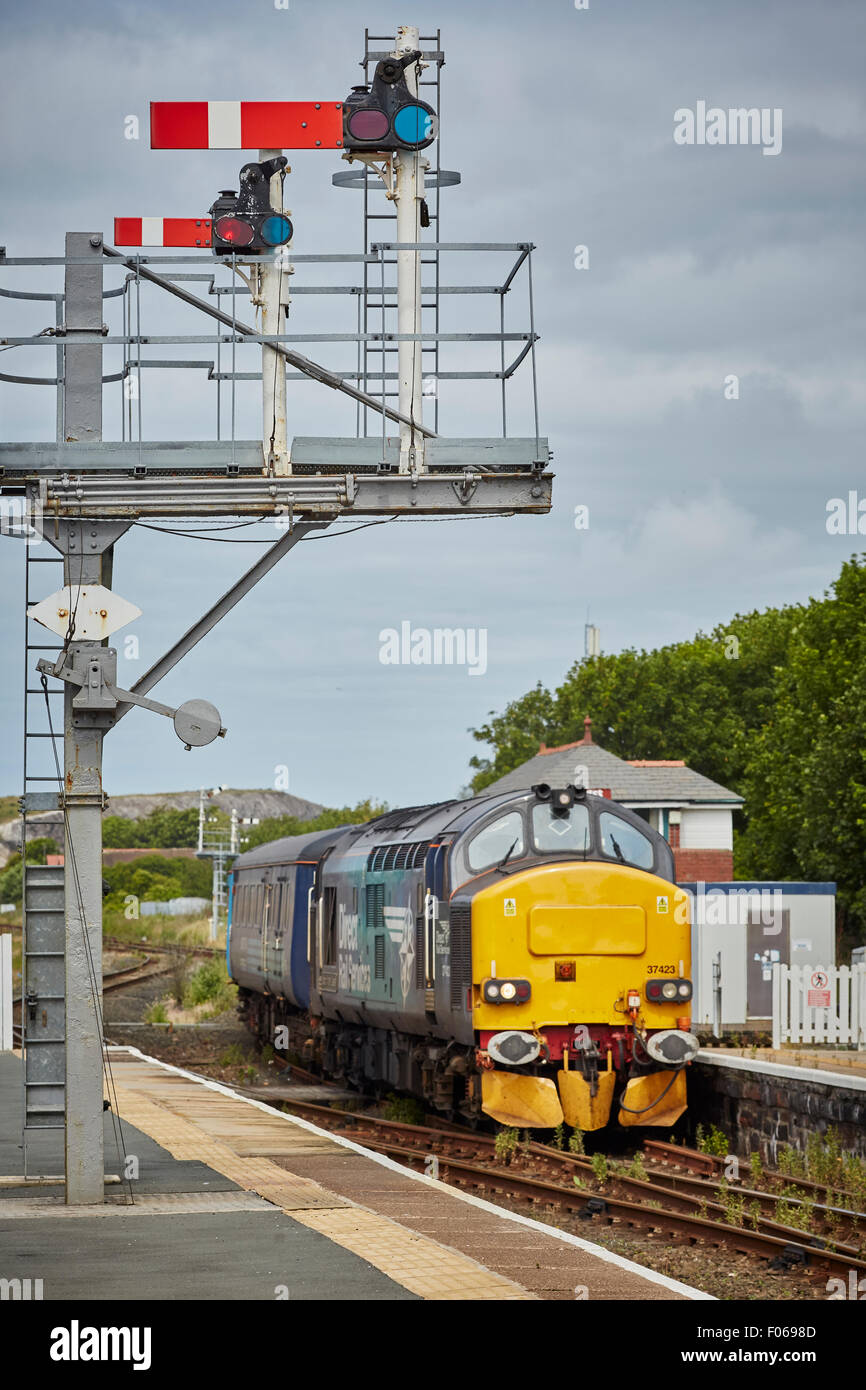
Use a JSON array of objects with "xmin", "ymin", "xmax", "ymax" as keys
[
  {"xmin": 644, "ymin": 1138, "xmax": 865, "ymax": 1209},
  {"xmin": 11, "ymin": 947, "xmax": 178, "ymax": 1047},
  {"xmin": 263, "ymin": 1093, "xmax": 866, "ymax": 1284},
  {"xmin": 103, "ymin": 935, "xmax": 222, "ymax": 960}
]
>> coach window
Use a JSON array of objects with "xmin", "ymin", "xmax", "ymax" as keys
[
  {"xmin": 531, "ymin": 801, "xmax": 591, "ymax": 854},
  {"xmin": 467, "ymin": 812, "xmax": 524, "ymax": 873},
  {"xmin": 599, "ymin": 812, "xmax": 654, "ymax": 871}
]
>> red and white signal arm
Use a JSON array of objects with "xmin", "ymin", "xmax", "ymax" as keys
[
  {"xmin": 150, "ymin": 102, "xmax": 343, "ymax": 150},
  {"xmin": 114, "ymin": 218, "xmax": 211, "ymax": 247}
]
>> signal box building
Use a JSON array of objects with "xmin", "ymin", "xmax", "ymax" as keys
[{"xmin": 481, "ymin": 717, "xmax": 836, "ymax": 1031}]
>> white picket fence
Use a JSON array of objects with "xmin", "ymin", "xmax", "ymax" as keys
[
  {"xmin": 772, "ymin": 963, "xmax": 866, "ymax": 1049},
  {"xmin": 0, "ymin": 932, "xmax": 12, "ymax": 1051}
]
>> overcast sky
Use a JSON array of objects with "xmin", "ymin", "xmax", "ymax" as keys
[{"xmin": 1, "ymin": 0, "xmax": 863, "ymax": 809}]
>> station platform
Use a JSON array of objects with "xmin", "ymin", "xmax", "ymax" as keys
[
  {"xmin": 0, "ymin": 1047, "xmax": 707, "ymax": 1302},
  {"xmin": 700, "ymin": 1045, "xmax": 866, "ymax": 1081}
]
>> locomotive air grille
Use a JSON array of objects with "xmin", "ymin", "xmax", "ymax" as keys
[
  {"xmin": 374, "ymin": 934, "xmax": 385, "ymax": 980},
  {"xmin": 415, "ymin": 914, "xmax": 425, "ymax": 989},
  {"xmin": 450, "ymin": 903, "xmax": 471, "ymax": 1010},
  {"xmin": 366, "ymin": 882, "xmax": 385, "ymax": 932}
]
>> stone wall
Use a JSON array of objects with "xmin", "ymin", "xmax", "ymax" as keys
[{"xmin": 689, "ymin": 1057, "xmax": 866, "ymax": 1162}]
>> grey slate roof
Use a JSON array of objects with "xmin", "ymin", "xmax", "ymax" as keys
[{"xmin": 481, "ymin": 740, "xmax": 743, "ymax": 806}]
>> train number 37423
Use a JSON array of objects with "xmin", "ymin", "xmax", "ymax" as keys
[{"xmin": 646, "ymin": 964, "xmax": 677, "ymax": 975}]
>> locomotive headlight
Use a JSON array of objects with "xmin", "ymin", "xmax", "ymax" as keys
[
  {"xmin": 678, "ymin": 982, "xmax": 692, "ymax": 999},
  {"xmin": 484, "ymin": 978, "xmax": 531, "ymax": 1004},
  {"xmin": 662, "ymin": 982, "xmax": 678, "ymax": 1000}
]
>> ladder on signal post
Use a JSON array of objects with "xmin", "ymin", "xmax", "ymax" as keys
[
  {"xmin": 22, "ymin": 523, "xmax": 67, "ymax": 1172},
  {"xmin": 359, "ymin": 29, "xmax": 445, "ymax": 437}
]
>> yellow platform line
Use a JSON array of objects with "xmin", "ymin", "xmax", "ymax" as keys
[{"xmin": 110, "ymin": 1071, "xmax": 534, "ymax": 1301}]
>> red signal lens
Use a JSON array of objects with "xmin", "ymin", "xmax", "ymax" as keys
[
  {"xmin": 347, "ymin": 108, "xmax": 390, "ymax": 141},
  {"xmin": 214, "ymin": 216, "xmax": 254, "ymax": 247},
  {"xmin": 515, "ymin": 981, "xmax": 531, "ymax": 1000}
]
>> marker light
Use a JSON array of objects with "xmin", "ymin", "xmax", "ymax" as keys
[
  {"xmin": 646, "ymin": 978, "xmax": 693, "ymax": 1004},
  {"xmin": 214, "ymin": 216, "xmax": 254, "ymax": 247},
  {"xmin": 393, "ymin": 103, "xmax": 435, "ymax": 145},
  {"xmin": 261, "ymin": 214, "xmax": 293, "ymax": 246},
  {"xmin": 347, "ymin": 108, "xmax": 390, "ymax": 142},
  {"xmin": 483, "ymin": 978, "xmax": 531, "ymax": 1005}
]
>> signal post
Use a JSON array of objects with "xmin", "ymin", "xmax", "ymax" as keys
[{"xmin": 0, "ymin": 23, "xmax": 551, "ymax": 1205}]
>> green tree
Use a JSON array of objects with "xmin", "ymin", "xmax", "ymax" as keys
[
  {"xmin": 466, "ymin": 554, "xmax": 866, "ymax": 945},
  {"xmin": 739, "ymin": 555, "xmax": 866, "ymax": 948}
]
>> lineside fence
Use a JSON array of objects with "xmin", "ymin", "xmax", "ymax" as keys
[{"xmin": 772, "ymin": 963, "xmax": 866, "ymax": 1049}]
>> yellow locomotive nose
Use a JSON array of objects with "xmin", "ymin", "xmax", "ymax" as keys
[{"xmin": 468, "ymin": 860, "xmax": 693, "ymax": 1130}]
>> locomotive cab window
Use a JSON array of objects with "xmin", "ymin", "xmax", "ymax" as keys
[
  {"xmin": 467, "ymin": 811, "xmax": 524, "ymax": 872},
  {"xmin": 321, "ymin": 885, "xmax": 338, "ymax": 966},
  {"xmin": 531, "ymin": 801, "xmax": 590, "ymax": 854},
  {"xmin": 599, "ymin": 811, "xmax": 654, "ymax": 870}
]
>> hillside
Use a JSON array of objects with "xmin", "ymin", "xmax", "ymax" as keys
[{"xmin": 0, "ymin": 787, "xmax": 324, "ymax": 867}]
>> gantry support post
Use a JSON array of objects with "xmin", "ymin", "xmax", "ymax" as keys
[
  {"xmin": 393, "ymin": 25, "xmax": 426, "ymax": 472},
  {"xmin": 60, "ymin": 232, "xmax": 108, "ymax": 1204}
]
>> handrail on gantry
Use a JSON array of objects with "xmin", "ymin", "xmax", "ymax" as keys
[{"xmin": 101, "ymin": 244, "xmax": 437, "ymax": 440}]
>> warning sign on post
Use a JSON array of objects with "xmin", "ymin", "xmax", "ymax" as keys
[{"xmin": 808, "ymin": 969, "xmax": 831, "ymax": 1007}]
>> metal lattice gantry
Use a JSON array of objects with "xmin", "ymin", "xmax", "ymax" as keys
[{"xmin": 0, "ymin": 22, "xmax": 552, "ymax": 1206}]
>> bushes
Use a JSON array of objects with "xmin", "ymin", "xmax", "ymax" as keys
[{"xmin": 102, "ymin": 854, "xmax": 212, "ymax": 910}]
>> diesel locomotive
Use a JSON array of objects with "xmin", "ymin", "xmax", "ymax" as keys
[{"xmin": 227, "ymin": 784, "xmax": 699, "ymax": 1131}]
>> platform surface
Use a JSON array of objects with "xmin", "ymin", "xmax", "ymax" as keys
[{"xmin": 0, "ymin": 1048, "xmax": 706, "ymax": 1301}]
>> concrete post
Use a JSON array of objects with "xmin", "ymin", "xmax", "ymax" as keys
[
  {"xmin": 259, "ymin": 151, "xmax": 289, "ymax": 475},
  {"xmin": 62, "ymin": 233, "xmax": 106, "ymax": 1204}
]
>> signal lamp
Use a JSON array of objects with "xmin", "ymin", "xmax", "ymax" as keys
[
  {"xmin": 261, "ymin": 214, "xmax": 293, "ymax": 246},
  {"xmin": 393, "ymin": 103, "xmax": 434, "ymax": 145},
  {"xmin": 342, "ymin": 53, "xmax": 438, "ymax": 152},
  {"xmin": 500, "ymin": 981, "xmax": 517, "ymax": 1001},
  {"xmin": 209, "ymin": 157, "xmax": 292, "ymax": 257},
  {"xmin": 213, "ymin": 216, "xmax": 254, "ymax": 247},
  {"xmin": 347, "ymin": 107, "xmax": 391, "ymax": 142}
]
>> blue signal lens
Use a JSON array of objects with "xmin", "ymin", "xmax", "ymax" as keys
[
  {"xmin": 261, "ymin": 215, "xmax": 293, "ymax": 246},
  {"xmin": 393, "ymin": 103, "xmax": 434, "ymax": 146}
]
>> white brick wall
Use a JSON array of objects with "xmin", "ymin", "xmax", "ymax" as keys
[{"xmin": 680, "ymin": 807, "xmax": 733, "ymax": 851}]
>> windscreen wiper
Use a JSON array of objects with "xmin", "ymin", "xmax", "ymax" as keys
[{"xmin": 496, "ymin": 838, "xmax": 519, "ymax": 871}]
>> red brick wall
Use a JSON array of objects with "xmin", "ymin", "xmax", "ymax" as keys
[{"xmin": 674, "ymin": 848, "xmax": 734, "ymax": 882}]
